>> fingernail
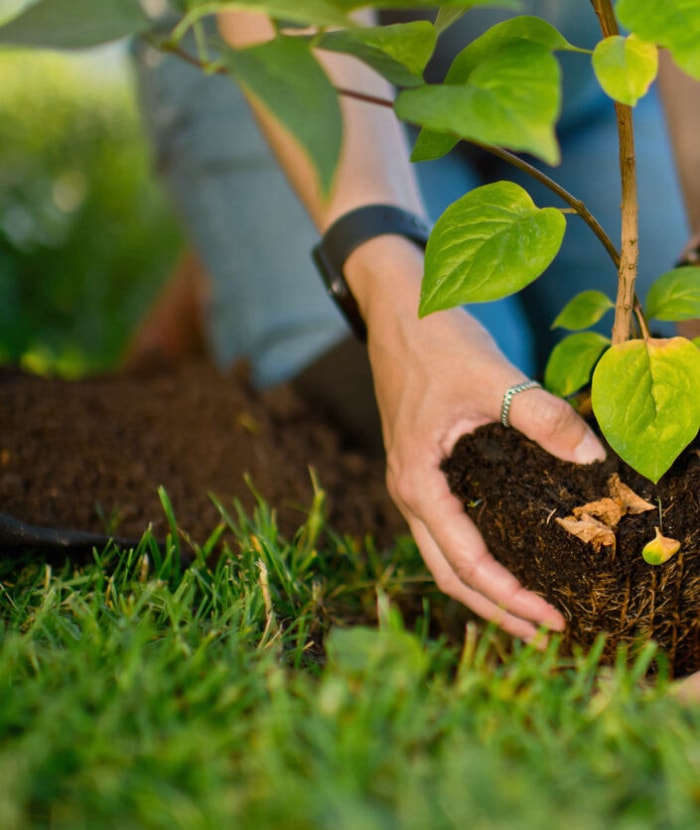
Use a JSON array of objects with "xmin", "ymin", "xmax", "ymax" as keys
[{"xmin": 573, "ymin": 430, "xmax": 606, "ymax": 465}]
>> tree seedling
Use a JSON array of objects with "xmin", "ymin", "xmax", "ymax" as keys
[{"xmin": 2, "ymin": 0, "xmax": 699, "ymax": 550}]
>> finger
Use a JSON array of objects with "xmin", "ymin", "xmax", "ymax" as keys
[
  {"xmin": 672, "ymin": 671, "xmax": 700, "ymax": 704},
  {"xmin": 410, "ymin": 517, "xmax": 551, "ymax": 642},
  {"xmin": 407, "ymin": 483, "xmax": 565, "ymax": 631},
  {"xmin": 508, "ymin": 386, "xmax": 606, "ymax": 465}
]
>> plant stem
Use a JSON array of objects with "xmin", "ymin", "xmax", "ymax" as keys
[{"xmin": 590, "ymin": 0, "xmax": 639, "ymax": 345}]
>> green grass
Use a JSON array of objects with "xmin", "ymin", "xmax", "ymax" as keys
[{"xmin": 2, "ymin": 483, "xmax": 700, "ymax": 830}]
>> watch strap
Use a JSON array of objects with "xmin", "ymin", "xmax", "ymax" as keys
[{"xmin": 312, "ymin": 204, "xmax": 432, "ymax": 342}]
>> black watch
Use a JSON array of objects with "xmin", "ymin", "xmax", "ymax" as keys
[{"xmin": 311, "ymin": 204, "xmax": 432, "ymax": 342}]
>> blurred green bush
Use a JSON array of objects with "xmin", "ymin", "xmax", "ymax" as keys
[{"xmin": 0, "ymin": 46, "xmax": 184, "ymax": 376}]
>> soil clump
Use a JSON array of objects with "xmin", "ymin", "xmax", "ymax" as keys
[{"xmin": 443, "ymin": 424, "xmax": 700, "ymax": 677}]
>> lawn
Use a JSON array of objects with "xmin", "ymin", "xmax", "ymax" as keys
[
  {"xmin": 2, "ymin": 489, "xmax": 700, "ymax": 829},
  {"xmin": 1, "ymin": 37, "xmax": 700, "ymax": 830}
]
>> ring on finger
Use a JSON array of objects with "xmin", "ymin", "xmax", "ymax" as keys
[{"xmin": 500, "ymin": 380, "xmax": 542, "ymax": 427}]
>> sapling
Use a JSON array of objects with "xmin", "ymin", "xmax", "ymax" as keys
[{"xmin": 2, "ymin": 0, "xmax": 698, "ymax": 497}]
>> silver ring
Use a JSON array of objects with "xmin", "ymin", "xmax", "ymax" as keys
[{"xmin": 500, "ymin": 380, "xmax": 542, "ymax": 427}]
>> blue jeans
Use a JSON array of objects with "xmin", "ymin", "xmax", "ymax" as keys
[{"xmin": 131, "ymin": 18, "xmax": 687, "ymax": 385}]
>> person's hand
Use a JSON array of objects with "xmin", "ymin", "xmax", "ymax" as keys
[
  {"xmin": 348, "ymin": 235, "xmax": 607, "ymax": 641},
  {"xmin": 674, "ymin": 670, "xmax": 700, "ymax": 703}
]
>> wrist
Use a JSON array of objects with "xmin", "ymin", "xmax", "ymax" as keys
[
  {"xmin": 344, "ymin": 234, "xmax": 426, "ymax": 332},
  {"xmin": 311, "ymin": 205, "xmax": 430, "ymax": 341}
]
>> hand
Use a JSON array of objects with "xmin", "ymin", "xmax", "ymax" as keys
[
  {"xmin": 349, "ymin": 236, "xmax": 607, "ymax": 641},
  {"xmin": 674, "ymin": 671, "xmax": 700, "ymax": 703}
]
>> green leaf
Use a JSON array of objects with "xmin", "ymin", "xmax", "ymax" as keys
[
  {"xmin": 223, "ymin": 36, "xmax": 341, "ymax": 196},
  {"xmin": 617, "ymin": 0, "xmax": 700, "ymax": 81},
  {"xmin": 419, "ymin": 181, "xmax": 566, "ymax": 316},
  {"xmin": 318, "ymin": 21, "xmax": 436, "ymax": 88},
  {"xmin": 544, "ymin": 332, "xmax": 610, "ymax": 398},
  {"xmin": 408, "ymin": 17, "xmax": 573, "ymax": 164},
  {"xmin": 187, "ymin": 0, "xmax": 350, "ymax": 28},
  {"xmin": 551, "ymin": 290, "xmax": 614, "ymax": 330},
  {"xmin": 334, "ymin": 0, "xmax": 521, "ymax": 11},
  {"xmin": 646, "ymin": 266, "xmax": 700, "ymax": 321},
  {"xmin": 410, "ymin": 129, "xmax": 460, "ymax": 164},
  {"xmin": 0, "ymin": 0, "xmax": 149, "ymax": 48},
  {"xmin": 592, "ymin": 34, "xmax": 658, "ymax": 106},
  {"xmin": 591, "ymin": 337, "xmax": 700, "ymax": 482},
  {"xmin": 398, "ymin": 39, "xmax": 561, "ymax": 165}
]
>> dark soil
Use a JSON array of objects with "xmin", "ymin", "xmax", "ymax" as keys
[
  {"xmin": 0, "ymin": 360, "xmax": 404, "ymax": 551},
  {"xmin": 443, "ymin": 424, "xmax": 700, "ymax": 678}
]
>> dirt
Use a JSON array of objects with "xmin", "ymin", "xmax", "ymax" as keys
[
  {"xmin": 443, "ymin": 423, "xmax": 700, "ymax": 678},
  {"xmin": 0, "ymin": 360, "xmax": 404, "ymax": 552}
]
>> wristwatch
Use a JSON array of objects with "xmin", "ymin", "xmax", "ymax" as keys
[{"xmin": 311, "ymin": 204, "xmax": 432, "ymax": 342}]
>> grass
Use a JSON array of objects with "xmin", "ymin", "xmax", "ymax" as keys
[{"xmin": 2, "ymin": 483, "xmax": 700, "ymax": 830}]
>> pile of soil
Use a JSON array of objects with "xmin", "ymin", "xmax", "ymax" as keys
[
  {"xmin": 443, "ymin": 424, "xmax": 700, "ymax": 677},
  {"xmin": 0, "ymin": 360, "xmax": 404, "ymax": 552}
]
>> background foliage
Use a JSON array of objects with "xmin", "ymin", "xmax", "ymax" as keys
[{"xmin": 0, "ymin": 45, "xmax": 183, "ymax": 376}]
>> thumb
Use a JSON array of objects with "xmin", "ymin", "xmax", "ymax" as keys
[{"xmin": 508, "ymin": 386, "xmax": 606, "ymax": 465}]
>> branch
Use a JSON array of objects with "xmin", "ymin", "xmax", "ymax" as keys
[{"xmin": 590, "ymin": 0, "xmax": 639, "ymax": 345}]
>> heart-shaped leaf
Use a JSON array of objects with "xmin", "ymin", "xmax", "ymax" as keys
[
  {"xmin": 318, "ymin": 21, "xmax": 436, "ymax": 88},
  {"xmin": 419, "ymin": 181, "xmax": 566, "ymax": 316},
  {"xmin": 551, "ymin": 290, "xmax": 614, "ymax": 330},
  {"xmin": 398, "ymin": 39, "xmax": 561, "ymax": 165},
  {"xmin": 646, "ymin": 266, "xmax": 700, "ymax": 321},
  {"xmin": 411, "ymin": 15, "xmax": 579, "ymax": 163},
  {"xmin": 544, "ymin": 332, "xmax": 610, "ymax": 398},
  {"xmin": 591, "ymin": 337, "xmax": 700, "ymax": 482},
  {"xmin": 223, "ymin": 36, "xmax": 341, "ymax": 196},
  {"xmin": 592, "ymin": 34, "xmax": 658, "ymax": 106}
]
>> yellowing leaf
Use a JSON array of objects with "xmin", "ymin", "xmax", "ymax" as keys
[
  {"xmin": 642, "ymin": 527, "xmax": 681, "ymax": 565},
  {"xmin": 592, "ymin": 34, "xmax": 658, "ymax": 106},
  {"xmin": 591, "ymin": 337, "xmax": 700, "ymax": 482}
]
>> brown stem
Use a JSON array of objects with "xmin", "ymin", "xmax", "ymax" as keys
[{"xmin": 590, "ymin": 0, "xmax": 639, "ymax": 345}]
